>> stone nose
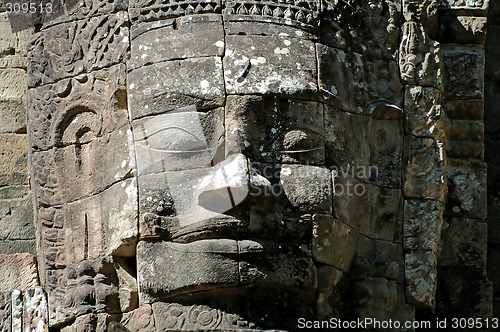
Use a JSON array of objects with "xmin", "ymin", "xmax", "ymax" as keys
[
  {"xmin": 197, "ymin": 153, "xmax": 272, "ymax": 213},
  {"xmin": 197, "ymin": 153, "xmax": 248, "ymax": 213}
]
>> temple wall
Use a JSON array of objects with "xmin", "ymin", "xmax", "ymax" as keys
[
  {"xmin": 0, "ymin": 10, "xmax": 35, "ymax": 255},
  {"xmin": 0, "ymin": 0, "xmax": 497, "ymax": 330},
  {"xmin": 486, "ymin": 0, "xmax": 500, "ymax": 319}
]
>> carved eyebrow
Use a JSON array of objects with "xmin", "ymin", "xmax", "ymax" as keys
[{"xmin": 135, "ymin": 126, "xmax": 205, "ymax": 143}]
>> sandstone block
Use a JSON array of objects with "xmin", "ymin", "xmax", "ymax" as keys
[
  {"xmin": 318, "ymin": 44, "xmax": 403, "ymax": 114},
  {"xmin": 0, "ymin": 134, "xmax": 28, "ymax": 186},
  {"xmin": 226, "ymin": 96, "xmax": 325, "ymax": 165},
  {"xmin": 0, "ymin": 253, "xmax": 38, "ymax": 293},
  {"xmin": 439, "ymin": 217, "xmax": 487, "ymax": 267},
  {"xmin": 324, "ymin": 104, "xmax": 403, "ymax": 188},
  {"xmin": 28, "ymin": 13, "xmax": 129, "ymax": 86},
  {"xmin": 442, "ymin": 45, "xmax": 484, "ymax": 100},
  {"xmin": 446, "ymin": 158, "xmax": 487, "ymax": 219},
  {"xmin": 128, "ymin": 57, "xmax": 224, "ymax": 119},
  {"xmin": 130, "ymin": 14, "xmax": 224, "ymax": 70},
  {"xmin": 224, "ymin": 35, "xmax": 317, "ymax": 98},
  {"xmin": 312, "ymin": 215, "xmax": 356, "ymax": 271}
]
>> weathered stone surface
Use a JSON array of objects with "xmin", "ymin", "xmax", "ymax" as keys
[
  {"xmin": 318, "ymin": 44, "xmax": 403, "ymax": 114},
  {"xmin": 138, "ymin": 239, "xmax": 316, "ymax": 305},
  {"xmin": 130, "ymin": 14, "xmax": 224, "ymax": 70},
  {"xmin": 47, "ymin": 256, "xmax": 137, "ymax": 327},
  {"xmin": 28, "ymin": 64, "xmax": 129, "ymax": 152},
  {"xmin": 351, "ymin": 276, "xmax": 398, "ymax": 322},
  {"xmin": 128, "ymin": 57, "xmax": 224, "ymax": 119},
  {"xmin": 237, "ymin": 210, "xmax": 309, "ymax": 244},
  {"xmin": 23, "ymin": 287, "xmax": 48, "ymax": 332},
  {"xmin": 28, "ymin": 13, "xmax": 129, "ymax": 86},
  {"xmin": 0, "ymin": 240, "xmax": 36, "ymax": 255},
  {"xmin": 31, "ymin": 127, "xmax": 135, "ymax": 207},
  {"xmin": 0, "ymin": 13, "xmax": 34, "ymax": 57},
  {"xmin": 246, "ymin": 163, "xmax": 331, "ymax": 214},
  {"xmin": 435, "ymin": 266, "xmax": 492, "ymax": 319},
  {"xmin": 403, "ymin": 137, "xmax": 446, "ymax": 202},
  {"xmin": 439, "ymin": 218, "xmax": 487, "ymax": 267},
  {"xmin": 405, "ymin": 249, "xmax": 437, "ymax": 309},
  {"xmin": 389, "ymin": 284, "xmax": 416, "ymax": 332},
  {"xmin": 137, "ymin": 168, "xmax": 245, "ymax": 242},
  {"xmin": 226, "ymin": 96, "xmax": 325, "ymax": 165},
  {"xmin": 442, "ymin": 45, "xmax": 485, "ymax": 99},
  {"xmin": 321, "ymin": 0, "xmax": 401, "ymax": 60},
  {"xmin": 352, "ymin": 236, "xmax": 403, "ymax": 282},
  {"xmin": 239, "ymin": 240, "xmax": 316, "ymax": 290},
  {"xmin": 224, "ymin": 0, "xmax": 320, "ymax": 36},
  {"xmin": 37, "ymin": 178, "xmax": 137, "ymax": 275},
  {"xmin": 446, "ymin": 158, "xmax": 487, "ymax": 219},
  {"xmin": 312, "ymin": 215, "xmax": 356, "ymax": 271},
  {"xmin": 404, "ymin": 199, "xmax": 444, "ymax": 252},
  {"xmin": 11, "ymin": 0, "xmax": 491, "ymax": 326},
  {"xmin": 120, "ymin": 304, "xmax": 156, "ymax": 332},
  {"xmin": 0, "ymin": 186, "xmax": 34, "ymax": 244},
  {"xmin": 0, "ymin": 98, "xmax": 26, "ymax": 133},
  {"xmin": 437, "ymin": 0, "xmax": 488, "ymax": 15},
  {"xmin": 444, "ymin": 98, "xmax": 483, "ymax": 121},
  {"xmin": 324, "ymin": 104, "xmax": 403, "ymax": 188},
  {"xmin": 0, "ymin": 292, "xmax": 11, "ymax": 332},
  {"xmin": 400, "ymin": 22, "xmax": 443, "ymax": 87},
  {"xmin": 438, "ymin": 16, "xmax": 487, "ymax": 44},
  {"xmin": 133, "ymin": 107, "xmax": 224, "ymax": 174},
  {"xmin": 0, "ymin": 134, "xmax": 28, "ymax": 186},
  {"xmin": 316, "ymin": 265, "xmax": 344, "ymax": 320},
  {"xmin": 11, "ymin": 289, "xmax": 22, "ymax": 332},
  {"xmin": 404, "ymin": 86, "xmax": 445, "ymax": 140},
  {"xmin": 486, "ymin": 134, "xmax": 500, "ymax": 194},
  {"xmin": 152, "ymin": 302, "xmax": 250, "ymax": 331},
  {"xmin": 0, "ymin": 68, "xmax": 27, "ymax": 135},
  {"xmin": 278, "ymin": 165, "xmax": 332, "ymax": 214},
  {"xmin": 137, "ymin": 240, "xmax": 240, "ymax": 303},
  {"xmin": 333, "ymin": 173, "xmax": 403, "ymax": 243},
  {"xmin": 60, "ymin": 305, "xmax": 156, "ymax": 332},
  {"xmin": 0, "ymin": 253, "xmax": 38, "ymax": 293},
  {"xmin": 0, "ymin": 68, "xmax": 26, "ymax": 99},
  {"xmin": 0, "ymin": 58, "xmax": 26, "ymax": 72},
  {"xmin": 446, "ymin": 118, "xmax": 484, "ymax": 158},
  {"xmin": 129, "ymin": 0, "xmax": 222, "ymax": 23},
  {"xmin": 224, "ymin": 20, "xmax": 317, "ymax": 40},
  {"xmin": 224, "ymin": 35, "xmax": 317, "ymax": 97},
  {"xmin": 60, "ymin": 313, "xmax": 102, "ymax": 332},
  {"xmin": 38, "ymin": 0, "xmax": 127, "ymax": 28}
]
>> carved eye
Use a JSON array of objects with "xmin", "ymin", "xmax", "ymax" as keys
[{"xmin": 268, "ymin": 128, "xmax": 323, "ymax": 153}]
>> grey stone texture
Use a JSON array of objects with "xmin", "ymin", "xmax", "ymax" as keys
[
  {"xmin": 0, "ymin": 0, "xmax": 492, "ymax": 330},
  {"xmin": 485, "ymin": 0, "xmax": 500, "ymax": 318}
]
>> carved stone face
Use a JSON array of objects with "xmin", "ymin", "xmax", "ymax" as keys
[
  {"xmin": 128, "ymin": 1, "xmax": 404, "ymax": 325},
  {"xmin": 27, "ymin": 0, "xmax": 413, "ymax": 328},
  {"xmin": 129, "ymin": 17, "xmax": 327, "ymax": 323}
]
